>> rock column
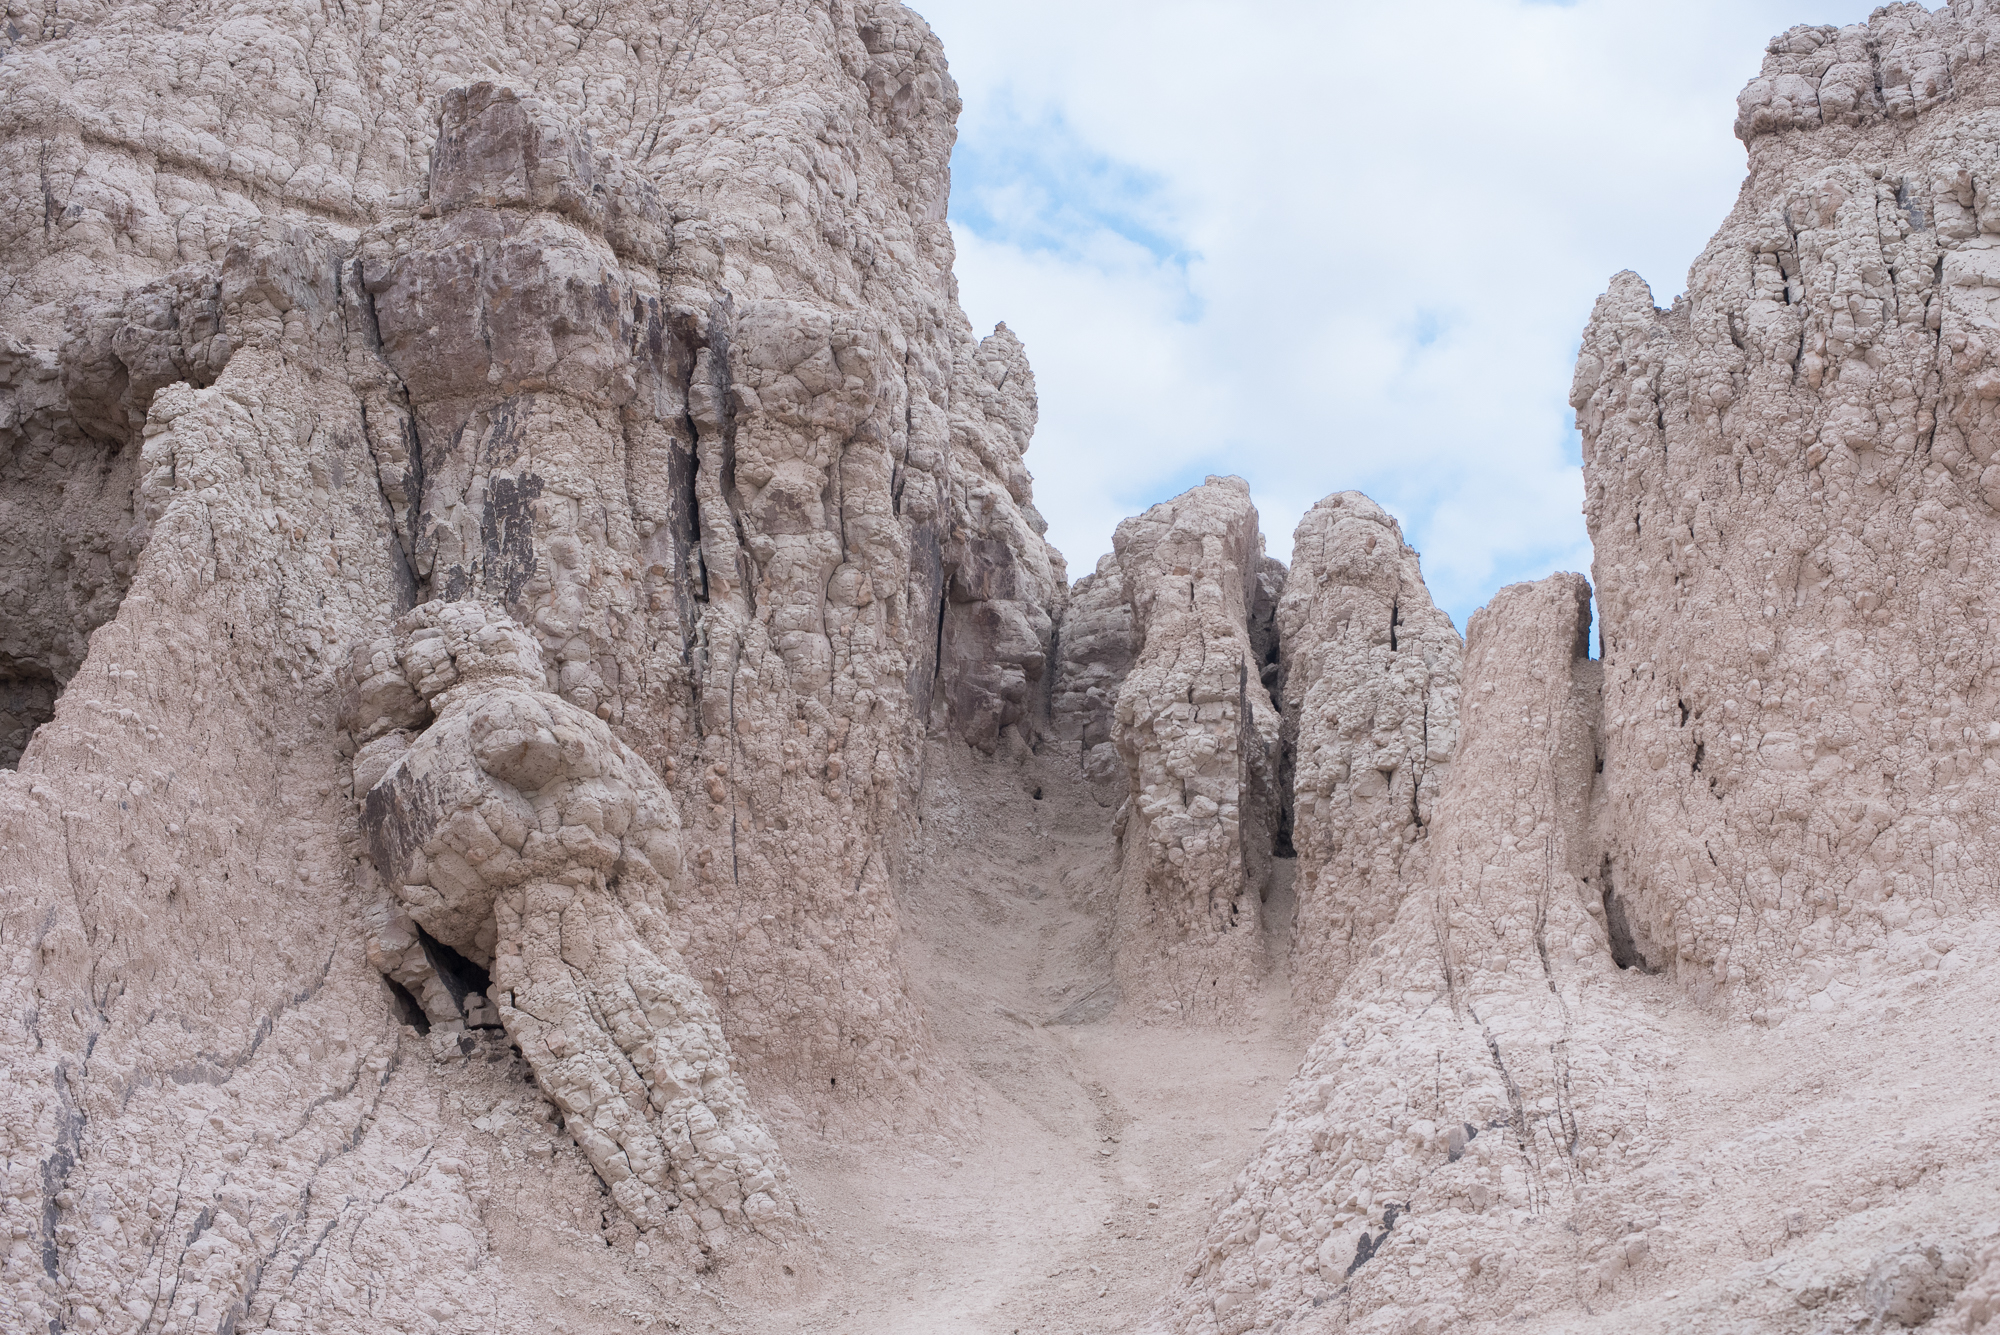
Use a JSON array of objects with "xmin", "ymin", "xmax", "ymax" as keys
[
  {"xmin": 1277, "ymin": 492, "xmax": 1462, "ymax": 1015},
  {"xmin": 1109, "ymin": 476, "xmax": 1283, "ymax": 1023},
  {"xmin": 1165, "ymin": 574, "xmax": 1646, "ymax": 1334}
]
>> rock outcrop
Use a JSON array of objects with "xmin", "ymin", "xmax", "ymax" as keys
[
  {"xmin": 937, "ymin": 323, "xmax": 1068, "ymax": 755},
  {"xmin": 1165, "ymin": 6, "xmax": 2000, "ymax": 1333},
  {"xmin": 1051, "ymin": 549, "xmax": 1138, "ymax": 796},
  {"xmin": 0, "ymin": 2, "xmax": 1064, "ymax": 1329},
  {"xmin": 1277, "ymin": 492, "xmax": 1462, "ymax": 1016},
  {"xmin": 1164, "ymin": 574, "xmax": 1625, "ymax": 1333},
  {"xmin": 346, "ymin": 601, "xmax": 800, "ymax": 1250},
  {"xmin": 1106, "ymin": 476, "xmax": 1283, "ymax": 1023},
  {"xmin": 1574, "ymin": 1, "xmax": 2000, "ymax": 1016},
  {"xmin": 12, "ymin": 2, "xmax": 2000, "ymax": 1332}
]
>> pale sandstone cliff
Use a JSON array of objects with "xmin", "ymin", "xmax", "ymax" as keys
[
  {"xmin": 1580, "ymin": 2, "xmax": 2000, "ymax": 1020},
  {"xmin": 10, "ymin": 3, "xmax": 2000, "ymax": 1334}
]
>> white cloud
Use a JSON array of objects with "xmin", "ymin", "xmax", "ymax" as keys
[{"xmin": 916, "ymin": 0, "xmax": 1884, "ymax": 625}]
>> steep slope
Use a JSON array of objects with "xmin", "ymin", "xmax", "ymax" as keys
[{"xmin": 754, "ymin": 739, "xmax": 1308, "ymax": 1334}]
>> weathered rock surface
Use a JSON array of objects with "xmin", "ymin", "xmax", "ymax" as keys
[
  {"xmin": 1051, "ymin": 549, "xmax": 1138, "ymax": 796},
  {"xmin": 1107, "ymin": 476, "xmax": 1282, "ymax": 1023},
  {"xmin": 0, "ymin": 1, "xmax": 1064, "ymax": 1329},
  {"xmin": 937, "ymin": 322, "xmax": 1068, "ymax": 755},
  {"xmin": 1277, "ymin": 492, "xmax": 1461, "ymax": 1017},
  {"xmin": 1164, "ymin": 6, "xmax": 2000, "ymax": 1333},
  {"xmin": 1164, "ymin": 574, "xmax": 1624, "ymax": 1333},
  {"xmin": 347, "ymin": 601, "xmax": 800, "ymax": 1250},
  {"xmin": 11, "ymin": 2, "xmax": 2000, "ymax": 1332},
  {"xmin": 1573, "ymin": 0, "xmax": 2000, "ymax": 1018}
]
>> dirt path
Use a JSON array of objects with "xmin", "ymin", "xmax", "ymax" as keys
[
  {"xmin": 763, "ymin": 740, "xmax": 1309, "ymax": 1333},
  {"xmin": 722, "ymin": 740, "xmax": 2000, "ymax": 1335}
]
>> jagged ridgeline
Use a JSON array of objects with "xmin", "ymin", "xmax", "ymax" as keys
[{"xmin": 4, "ymin": 3, "xmax": 2000, "ymax": 1334}]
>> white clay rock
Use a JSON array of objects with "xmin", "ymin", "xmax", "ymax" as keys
[{"xmin": 5, "ymin": 4, "xmax": 2000, "ymax": 1334}]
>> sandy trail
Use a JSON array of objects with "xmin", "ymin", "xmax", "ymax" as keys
[
  {"xmin": 743, "ymin": 738, "xmax": 2000, "ymax": 1335},
  {"xmin": 763, "ymin": 740, "xmax": 1310, "ymax": 1333}
]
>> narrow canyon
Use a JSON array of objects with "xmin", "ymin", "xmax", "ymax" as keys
[{"xmin": 3, "ymin": 2, "xmax": 2000, "ymax": 1333}]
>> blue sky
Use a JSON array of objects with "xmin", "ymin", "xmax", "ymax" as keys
[{"xmin": 914, "ymin": 0, "xmax": 1885, "ymax": 628}]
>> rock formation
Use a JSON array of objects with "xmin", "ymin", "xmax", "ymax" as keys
[
  {"xmin": 1051, "ymin": 550, "xmax": 1137, "ymax": 798},
  {"xmin": 1276, "ymin": 492, "xmax": 1461, "ymax": 1017},
  {"xmin": 1164, "ymin": 574, "xmax": 1632, "ymax": 1332},
  {"xmin": 9, "ymin": 2, "xmax": 2000, "ymax": 1333},
  {"xmin": 346, "ymin": 601, "xmax": 800, "ymax": 1249},
  {"xmin": 1578, "ymin": 5, "xmax": 2000, "ymax": 1015},
  {"xmin": 0, "ymin": 1, "xmax": 1062, "ymax": 1328},
  {"xmin": 1162, "ymin": 6, "xmax": 2000, "ymax": 1333},
  {"xmin": 1105, "ymin": 476, "xmax": 1283, "ymax": 1024}
]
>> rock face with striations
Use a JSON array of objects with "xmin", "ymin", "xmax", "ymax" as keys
[
  {"xmin": 1276, "ymin": 491, "xmax": 1462, "ymax": 1017},
  {"xmin": 1576, "ymin": 0, "xmax": 2000, "ymax": 1014},
  {"xmin": 1105, "ymin": 476, "xmax": 1282, "ymax": 1023},
  {"xmin": 11, "ymin": 2, "xmax": 2000, "ymax": 1333},
  {"xmin": 1051, "ymin": 549, "xmax": 1138, "ymax": 797},
  {"xmin": 1166, "ymin": 6, "xmax": 2000, "ymax": 1333},
  {"xmin": 1167, "ymin": 574, "xmax": 1634, "ymax": 1332},
  {"xmin": 0, "ymin": 2, "xmax": 1063, "ymax": 1329}
]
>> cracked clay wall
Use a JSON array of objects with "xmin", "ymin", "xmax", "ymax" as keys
[
  {"xmin": 0, "ymin": 2, "xmax": 1066, "ymax": 1330},
  {"xmin": 1104, "ymin": 476, "xmax": 1283, "ymax": 1024},
  {"xmin": 1575, "ymin": 0, "xmax": 2000, "ymax": 1015}
]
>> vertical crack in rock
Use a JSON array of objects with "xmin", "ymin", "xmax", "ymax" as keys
[
  {"xmin": 1597, "ymin": 855, "xmax": 1656, "ymax": 974},
  {"xmin": 1249, "ymin": 552, "xmax": 1290, "ymax": 860}
]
